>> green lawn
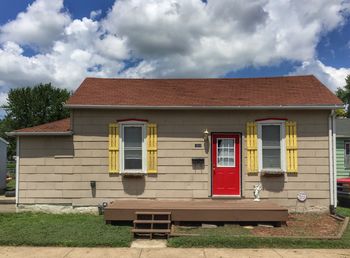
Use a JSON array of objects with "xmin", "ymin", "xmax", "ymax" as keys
[
  {"xmin": 0, "ymin": 208, "xmax": 349, "ymax": 248},
  {"xmin": 168, "ymin": 206, "xmax": 350, "ymax": 248},
  {"xmin": 174, "ymin": 224, "xmax": 252, "ymax": 236},
  {"xmin": 0, "ymin": 212, "xmax": 132, "ymax": 247}
]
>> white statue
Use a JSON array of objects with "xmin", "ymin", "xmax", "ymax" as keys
[{"xmin": 253, "ymin": 183, "xmax": 263, "ymax": 201}]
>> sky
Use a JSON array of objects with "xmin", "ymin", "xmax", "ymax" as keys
[{"xmin": 0, "ymin": 0, "xmax": 350, "ymax": 118}]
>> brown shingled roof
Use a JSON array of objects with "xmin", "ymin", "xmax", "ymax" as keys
[
  {"xmin": 66, "ymin": 75, "xmax": 342, "ymax": 107},
  {"xmin": 13, "ymin": 118, "xmax": 70, "ymax": 133}
]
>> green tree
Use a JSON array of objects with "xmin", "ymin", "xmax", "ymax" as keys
[
  {"xmin": 336, "ymin": 75, "xmax": 350, "ymax": 118},
  {"xmin": 0, "ymin": 83, "xmax": 71, "ymax": 159}
]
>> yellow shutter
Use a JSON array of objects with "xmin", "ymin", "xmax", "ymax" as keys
[
  {"xmin": 147, "ymin": 123, "xmax": 158, "ymax": 173},
  {"xmin": 108, "ymin": 123, "xmax": 119, "ymax": 173},
  {"xmin": 246, "ymin": 122, "xmax": 258, "ymax": 173},
  {"xmin": 286, "ymin": 121, "xmax": 298, "ymax": 173}
]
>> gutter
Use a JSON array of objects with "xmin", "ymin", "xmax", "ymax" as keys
[
  {"xmin": 15, "ymin": 137, "xmax": 20, "ymax": 207},
  {"xmin": 6, "ymin": 131, "xmax": 74, "ymax": 137},
  {"xmin": 329, "ymin": 111, "xmax": 334, "ymax": 212},
  {"xmin": 64, "ymin": 104, "xmax": 344, "ymax": 110},
  {"xmin": 328, "ymin": 110, "xmax": 338, "ymax": 213},
  {"xmin": 332, "ymin": 112, "xmax": 337, "ymax": 208}
]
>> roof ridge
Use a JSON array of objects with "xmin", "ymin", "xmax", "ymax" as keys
[{"xmin": 83, "ymin": 75, "xmax": 315, "ymax": 81}]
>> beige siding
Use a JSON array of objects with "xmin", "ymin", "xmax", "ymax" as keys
[{"xmin": 18, "ymin": 109, "xmax": 331, "ymax": 210}]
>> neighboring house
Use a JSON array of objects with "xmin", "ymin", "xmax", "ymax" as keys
[
  {"xmin": 7, "ymin": 75, "xmax": 343, "ymax": 213},
  {"xmin": 336, "ymin": 118, "xmax": 350, "ymax": 178},
  {"xmin": 0, "ymin": 138, "xmax": 8, "ymax": 193}
]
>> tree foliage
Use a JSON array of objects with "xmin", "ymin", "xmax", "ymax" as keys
[
  {"xmin": 0, "ymin": 83, "xmax": 71, "ymax": 159},
  {"xmin": 336, "ymin": 75, "xmax": 350, "ymax": 118}
]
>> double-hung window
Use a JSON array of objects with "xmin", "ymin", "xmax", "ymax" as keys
[
  {"xmin": 120, "ymin": 123, "xmax": 146, "ymax": 173},
  {"xmin": 258, "ymin": 121, "xmax": 286, "ymax": 172},
  {"xmin": 345, "ymin": 141, "xmax": 350, "ymax": 169}
]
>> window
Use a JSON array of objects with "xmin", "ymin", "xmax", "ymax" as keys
[
  {"xmin": 217, "ymin": 138, "xmax": 235, "ymax": 167},
  {"xmin": 120, "ymin": 123, "xmax": 146, "ymax": 173},
  {"xmin": 345, "ymin": 141, "xmax": 350, "ymax": 169},
  {"xmin": 258, "ymin": 121, "xmax": 286, "ymax": 172}
]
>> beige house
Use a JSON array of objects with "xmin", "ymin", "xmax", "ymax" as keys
[{"xmin": 8, "ymin": 75, "xmax": 343, "ymax": 213}]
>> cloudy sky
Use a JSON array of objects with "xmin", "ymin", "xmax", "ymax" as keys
[{"xmin": 0, "ymin": 0, "xmax": 350, "ymax": 117}]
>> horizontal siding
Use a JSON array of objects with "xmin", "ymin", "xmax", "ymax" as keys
[
  {"xmin": 18, "ymin": 109, "xmax": 331, "ymax": 209},
  {"xmin": 336, "ymin": 138, "xmax": 350, "ymax": 178}
]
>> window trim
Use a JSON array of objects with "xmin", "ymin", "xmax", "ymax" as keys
[
  {"xmin": 216, "ymin": 137, "xmax": 236, "ymax": 168},
  {"xmin": 257, "ymin": 120, "xmax": 286, "ymax": 173},
  {"xmin": 119, "ymin": 121, "xmax": 147, "ymax": 174},
  {"xmin": 345, "ymin": 141, "xmax": 350, "ymax": 169}
]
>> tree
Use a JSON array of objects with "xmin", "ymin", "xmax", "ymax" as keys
[
  {"xmin": 0, "ymin": 83, "xmax": 71, "ymax": 159},
  {"xmin": 336, "ymin": 75, "xmax": 350, "ymax": 118}
]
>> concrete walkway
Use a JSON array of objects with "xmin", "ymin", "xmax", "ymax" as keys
[
  {"xmin": 0, "ymin": 196, "xmax": 15, "ymax": 213},
  {"xmin": 0, "ymin": 247, "xmax": 349, "ymax": 258}
]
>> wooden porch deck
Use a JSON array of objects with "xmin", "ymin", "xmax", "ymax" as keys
[{"xmin": 104, "ymin": 199, "xmax": 288, "ymax": 223}]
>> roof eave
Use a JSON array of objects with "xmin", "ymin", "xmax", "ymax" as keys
[
  {"xmin": 64, "ymin": 104, "xmax": 344, "ymax": 110},
  {"xmin": 6, "ymin": 131, "xmax": 74, "ymax": 137}
]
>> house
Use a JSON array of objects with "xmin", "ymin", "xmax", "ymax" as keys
[
  {"xmin": 7, "ymin": 75, "xmax": 343, "ymax": 216},
  {"xmin": 336, "ymin": 118, "xmax": 350, "ymax": 178},
  {"xmin": 0, "ymin": 138, "xmax": 8, "ymax": 194}
]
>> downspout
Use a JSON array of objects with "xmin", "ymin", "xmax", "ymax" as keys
[
  {"xmin": 328, "ymin": 111, "xmax": 334, "ymax": 213},
  {"xmin": 15, "ymin": 136, "xmax": 20, "ymax": 207},
  {"xmin": 332, "ymin": 112, "xmax": 337, "ymax": 208}
]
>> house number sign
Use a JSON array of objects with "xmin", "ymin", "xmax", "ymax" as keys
[{"xmin": 297, "ymin": 192, "xmax": 307, "ymax": 202}]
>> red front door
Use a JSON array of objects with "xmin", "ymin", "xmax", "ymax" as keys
[{"xmin": 212, "ymin": 133, "xmax": 240, "ymax": 196}]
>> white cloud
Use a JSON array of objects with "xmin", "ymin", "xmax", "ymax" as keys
[
  {"xmin": 0, "ymin": 0, "xmax": 349, "ymax": 96},
  {"xmin": 0, "ymin": 16, "xmax": 128, "ymax": 91},
  {"xmin": 96, "ymin": 35, "xmax": 129, "ymax": 60},
  {"xmin": 90, "ymin": 10, "xmax": 102, "ymax": 20},
  {"xmin": 292, "ymin": 59, "xmax": 350, "ymax": 91},
  {"xmin": 102, "ymin": 0, "xmax": 350, "ymax": 79},
  {"xmin": 0, "ymin": 0, "xmax": 70, "ymax": 50}
]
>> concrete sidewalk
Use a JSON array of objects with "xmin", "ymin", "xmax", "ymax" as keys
[
  {"xmin": 0, "ymin": 247, "xmax": 349, "ymax": 258},
  {"xmin": 0, "ymin": 196, "xmax": 15, "ymax": 213}
]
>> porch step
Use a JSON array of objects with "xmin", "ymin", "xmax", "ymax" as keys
[
  {"xmin": 135, "ymin": 211, "xmax": 171, "ymax": 215},
  {"xmin": 132, "ymin": 229, "xmax": 171, "ymax": 233},
  {"xmin": 133, "ymin": 211, "xmax": 171, "ymax": 239},
  {"xmin": 134, "ymin": 220, "xmax": 171, "ymax": 224}
]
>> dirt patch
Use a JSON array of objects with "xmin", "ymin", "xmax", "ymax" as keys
[
  {"xmin": 171, "ymin": 213, "xmax": 344, "ymax": 238},
  {"xmin": 252, "ymin": 213, "xmax": 343, "ymax": 237}
]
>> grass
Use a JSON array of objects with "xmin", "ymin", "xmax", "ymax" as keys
[
  {"xmin": 174, "ymin": 224, "xmax": 251, "ymax": 236},
  {"xmin": 337, "ymin": 206, "xmax": 350, "ymax": 217},
  {"xmin": 0, "ymin": 212, "xmax": 132, "ymax": 247},
  {"xmin": 0, "ymin": 207, "xmax": 349, "ymax": 248},
  {"xmin": 168, "ymin": 206, "xmax": 350, "ymax": 248}
]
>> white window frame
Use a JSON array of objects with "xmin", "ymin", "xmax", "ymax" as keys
[
  {"xmin": 257, "ymin": 120, "xmax": 286, "ymax": 173},
  {"xmin": 345, "ymin": 141, "xmax": 350, "ymax": 169},
  {"xmin": 216, "ymin": 138, "xmax": 236, "ymax": 168},
  {"xmin": 119, "ymin": 121, "xmax": 147, "ymax": 174}
]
